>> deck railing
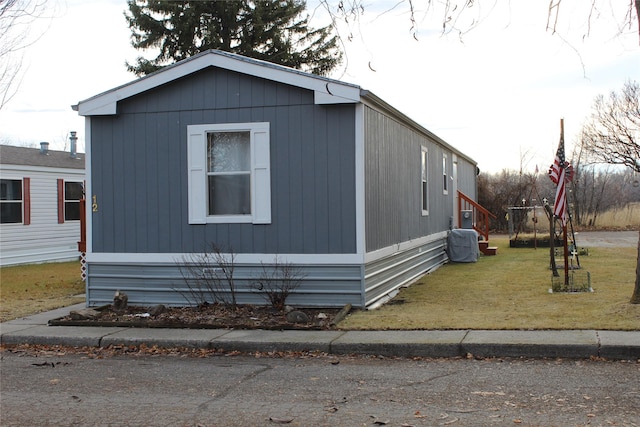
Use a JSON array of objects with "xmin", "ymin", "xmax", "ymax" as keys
[{"xmin": 457, "ymin": 190, "xmax": 495, "ymax": 241}]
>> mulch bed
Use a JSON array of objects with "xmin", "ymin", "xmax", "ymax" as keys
[{"xmin": 49, "ymin": 303, "xmax": 347, "ymax": 331}]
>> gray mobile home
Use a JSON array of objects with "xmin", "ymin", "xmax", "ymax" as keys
[{"xmin": 75, "ymin": 50, "xmax": 478, "ymax": 308}]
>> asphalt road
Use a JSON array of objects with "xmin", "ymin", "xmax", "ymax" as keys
[
  {"xmin": 1, "ymin": 350, "xmax": 639, "ymax": 427},
  {"xmin": 573, "ymin": 230, "xmax": 638, "ymax": 248}
]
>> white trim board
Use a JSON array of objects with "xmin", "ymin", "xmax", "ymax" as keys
[
  {"xmin": 86, "ymin": 233, "xmax": 449, "ymax": 266},
  {"xmin": 76, "ymin": 50, "xmax": 361, "ymax": 116}
]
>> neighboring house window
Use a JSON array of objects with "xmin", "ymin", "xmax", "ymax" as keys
[
  {"xmin": 58, "ymin": 179, "xmax": 83, "ymax": 223},
  {"xmin": 187, "ymin": 122, "xmax": 271, "ymax": 224},
  {"xmin": 421, "ymin": 146, "xmax": 429, "ymax": 216},
  {"xmin": 1, "ymin": 178, "xmax": 26, "ymax": 224},
  {"xmin": 443, "ymin": 153, "xmax": 449, "ymax": 195}
]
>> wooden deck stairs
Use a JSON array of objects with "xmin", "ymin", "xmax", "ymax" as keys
[
  {"xmin": 458, "ymin": 191, "xmax": 498, "ymax": 256},
  {"xmin": 478, "ymin": 241, "xmax": 498, "ymax": 256}
]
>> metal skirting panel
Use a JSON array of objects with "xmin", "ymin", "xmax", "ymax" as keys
[
  {"xmin": 364, "ymin": 237, "xmax": 448, "ymax": 308},
  {"xmin": 86, "ymin": 262, "xmax": 364, "ymax": 308}
]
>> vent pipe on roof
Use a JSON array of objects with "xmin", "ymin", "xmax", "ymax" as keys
[
  {"xmin": 40, "ymin": 142, "xmax": 49, "ymax": 154},
  {"xmin": 69, "ymin": 131, "xmax": 77, "ymax": 158}
]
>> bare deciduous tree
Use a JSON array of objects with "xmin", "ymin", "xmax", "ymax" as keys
[
  {"xmin": 580, "ymin": 80, "xmax": 640, "ymax": 304},
  {"xmin": 581, "ymin": 81, "xmax": 640, "ymax": 173},
  {"xmin": 319, "ymin": 1, "xmax": 639, "ymax": 43},
  {"xmin": 0, "ymin": 0, "xmax": 51, "ymax": 109}
]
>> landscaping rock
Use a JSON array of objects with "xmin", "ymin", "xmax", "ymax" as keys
[
  {"xmin": 286, "ymin": 310, "xmax": 310, "ymax": 324},
  {"xmin": 149, "ymin": 304, "xmax": 167, "ymax": 316},
  {"xmin": 113, "ymin": 290, "xmax": 128, "ymax": 311},
  {"xmin": 69, "ymin": 308, "xmax": 101, "ymax": 321}
]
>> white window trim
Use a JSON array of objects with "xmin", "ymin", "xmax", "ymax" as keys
[
  {"xmin": 0, "ymin": 178, "xmax": 24, "ymax": 224},
  {"xmin": 187, "ymin": 122, "xmax": 271, "ymax": 224},
  {"xmin": 442, "ymin": 153, "xmax": 449, "ymax": 195},
  {"xmin": 421, "ymin": 146, "xmax": 429, "ymax": 216},
  {"xmin": 64, "ymin": 181, "xmax": 84, "ymax": 222}
]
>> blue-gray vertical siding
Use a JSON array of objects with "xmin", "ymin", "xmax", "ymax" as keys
[
  {"xmin": 363, "ymin": 106, "xmax": 454, "ymax": 252},
  {"xmin": 90, "ymin": 67, "xmax": 357, "ymax": 255}
]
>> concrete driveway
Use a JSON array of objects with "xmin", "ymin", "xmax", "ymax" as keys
[{"xmin": 573, "ymin": 230, "xmax": 638, "ymax": 248}]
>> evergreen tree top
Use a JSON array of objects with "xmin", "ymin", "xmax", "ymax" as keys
[{"xmin": 125, "ymin": 0, "xmax": 342, "ymax": 77}]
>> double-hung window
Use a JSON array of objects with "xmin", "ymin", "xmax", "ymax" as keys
[
  {"xmin": 57, "ymin": 179, "xmax": 83, "ymax": 222},
  {"xmin": 1, "ymin": 179, "xmax": 23, "ymax": 223},
  {"xmin": 64, "ymin": 182, "xmax": 84, "ymax": 221},
  {"xmin": 442, "ymin": 153, "xmax": 449, "ymax": 195},
  {"xmin": 421, "ymin": 146, "xmax": 429, "ymax": 216},
  {"xmin": 187, "ymin": 122, "xmax": 271, "ymax": 224}
]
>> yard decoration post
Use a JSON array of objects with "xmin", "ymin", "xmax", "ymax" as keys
[{"xmin": 545, "ymin": 201, "xmax": 559, "ymax": 277}]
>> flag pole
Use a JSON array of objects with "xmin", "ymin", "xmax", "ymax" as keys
[{"xmin": 560, "ymin": 119, "xmax": 569, "ymax": 286}]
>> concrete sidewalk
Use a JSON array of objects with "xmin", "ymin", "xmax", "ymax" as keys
[{"xmin": 1, "ymin": 303, "xmax": 639, "ymax": 360}]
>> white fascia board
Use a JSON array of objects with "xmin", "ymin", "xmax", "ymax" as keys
[
  {"xmin": 0, "ymin": 164, "xmax": 85, "ymax": 176},
  {"xmin": 77, "ymin": 56, "xmax": 212, "ymax": 116},
  {"xmin": 77, "ymin": 51, "xmax": 360, "ymax": 116},
  {"xmin": 87, "ymin": 252, "xmax": 363, "ymax": 265},
  {"xmin": 314, "ymin": 89, "xmax": 361, "ymax": 104}
]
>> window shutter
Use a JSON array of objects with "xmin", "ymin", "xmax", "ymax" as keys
[
  {"xmin": 187, "ymin": 125, "xmax": 207, "ymax": 224},
  {"xmin": 251, "ymin": 124, "xmax": 271, "ymax": 224},
  {"xmin": 57, "ymin": 179, "xmax": 64, "ymax": 224},
  {"xmin": 23, "ymin": 178, "xmax": 30, "ymax": 225}
]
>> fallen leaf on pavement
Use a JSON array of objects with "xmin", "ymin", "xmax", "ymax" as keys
[{"xmin": 269, "ymin": 416, "xmax": 293, "ymax": 424}]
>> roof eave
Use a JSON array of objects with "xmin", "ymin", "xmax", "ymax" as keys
[{"xmin": 75, "ymin": 50, "xmax": 361, "ymax": 116}]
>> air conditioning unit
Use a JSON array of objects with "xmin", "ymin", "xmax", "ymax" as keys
[{"xmin": 461, "ymin": 210, "xmax": 473, "ymax": 229}]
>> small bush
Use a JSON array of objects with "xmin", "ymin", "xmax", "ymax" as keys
[
  {"xmin": 252, "ymin": 256, "xmax": 306, "ymax": 311},
  {"xmin": 177, "ymin": 244, "xmax": 238, "ymax": 310}
]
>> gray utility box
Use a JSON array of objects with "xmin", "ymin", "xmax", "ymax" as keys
[
  {"xmin": 447, "ymin": 229, "xmax": 479, "ymax": 263},
  {"xmin": 461, "ymin": 210, "xmax": 473, "ymax": 229}
]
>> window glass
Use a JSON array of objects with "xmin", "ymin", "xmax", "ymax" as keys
[
  {"xmin": 421, "ymin": 148, "xmax": 429, "ymax": 215},
  {"xmin": 65, "ymin": 182, "xmax": 83, "ymax": 221},
  {"xmin": 443, "ymin": 154, "xmax": 448, "ymax": 194},
  {"xmin": 207, "ymin": 131, "xmax": 251, "ymax": 216},
  {"xmin": 208, "ymin": 175, "xmax": 251, "ymax": 215},
  {"xmin": 0, "ymin": 179, "xmax": 22, "ymax": 223},
  {"xmin": 208, "ymin": 132, "xmax": 250, "ymax": 173}
]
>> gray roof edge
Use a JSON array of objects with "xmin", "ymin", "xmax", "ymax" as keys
[{"xmin": 0, "ymin": 145, "xmax": 85, "ymax": 169}]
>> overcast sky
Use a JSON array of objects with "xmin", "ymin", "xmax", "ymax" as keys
[{"xmin": 0, "ymin": 0, "xmax": 638, "ymax": 173}]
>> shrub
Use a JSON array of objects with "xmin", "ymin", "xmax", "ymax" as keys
[{"xmin": 252, "ymin": 256, "xmax": 306, "ymax": 311}]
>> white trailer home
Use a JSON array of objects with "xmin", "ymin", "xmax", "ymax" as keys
[{"xmin": 0, "ymin": 141, "xmax": 85, "ymax": 266}]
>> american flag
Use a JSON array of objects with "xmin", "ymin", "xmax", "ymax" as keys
[{"xmin": 549, "ymin": 133, "xmax": 567, "ymax": 225}]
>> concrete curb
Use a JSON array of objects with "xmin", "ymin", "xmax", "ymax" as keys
[{"xmin": 1, "ymin": 304, "xmax": 639, "ymax": 360}]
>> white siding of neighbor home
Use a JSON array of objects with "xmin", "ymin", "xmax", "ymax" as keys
[{"xmin": 0, "ymin": 165, "xmax": 85, "ymax": 266}]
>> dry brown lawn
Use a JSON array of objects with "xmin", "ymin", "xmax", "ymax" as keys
[
  {"xmin": 0, "ymin": 261, "xmax": 85, "ymax": 322},
  {"xmin": 1, "ymin": 234, "xmax": 638, "ymax": 330},
  {"xmin": 340, "ymin": 236, "xmax": 640, "ymax": 330}
]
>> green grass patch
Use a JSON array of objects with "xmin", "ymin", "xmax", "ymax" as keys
[
  {"xmin": 340, "ymin": 236, "xmax": 640, "ymax": 331},
  {"xmin": 0, "ymin": 261, "xmax": 85, "ymax": 322}
]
